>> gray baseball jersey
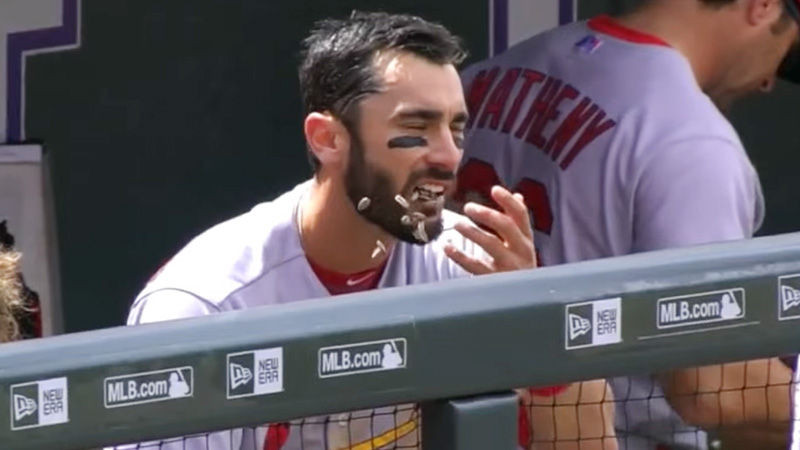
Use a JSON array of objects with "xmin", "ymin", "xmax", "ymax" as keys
[
  {"xmin": 457, "ymin": 15, "xmax": 764, "ymax": 450},
  {"xmin": 103, "ymin": 179, "xmax": 535, "ymax": 450}
]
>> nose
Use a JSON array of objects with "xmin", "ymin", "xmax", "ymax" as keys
[{"xmin": 425, "ymin": 129, "xmax": 462, "ymax": 173}]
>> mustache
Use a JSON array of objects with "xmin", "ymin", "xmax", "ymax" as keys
[{"xmin": 410, "ymin": 168, "xmax": 455, "ymax": 182}]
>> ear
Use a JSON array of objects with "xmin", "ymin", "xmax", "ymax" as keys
[
  {"xmin": 746, "ymin": 0, "xmax": 783, "ymax": 26},
  {"xmin": 304, "ymin": 112, "xmax": 350, "ymax": 169}
]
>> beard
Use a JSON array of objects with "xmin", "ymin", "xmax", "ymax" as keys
[{"xmin": 343, "ymin": 131, "xmax": 452, "ymax": 246}]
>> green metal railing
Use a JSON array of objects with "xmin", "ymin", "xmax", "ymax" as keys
[{"xmin": 2, "ymin": 232, "xmax": 800, "ymax": 449}]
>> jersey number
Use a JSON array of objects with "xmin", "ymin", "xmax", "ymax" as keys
[{"xmin": 454, "ymin": 158, "xmax": 553, "ymax": 235}]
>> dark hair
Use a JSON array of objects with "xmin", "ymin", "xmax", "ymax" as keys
[{"xmin": 298, "ymin": 11, "xmax": 468, "ymax": 171}]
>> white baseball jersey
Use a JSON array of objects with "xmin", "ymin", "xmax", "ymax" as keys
[
  {"xmin": 457, "ymin": 15, "xmax": 764, "ymax": 450},
  {"xmin": 104, "ymin": 179, "xmax": 535, "ymax": 450},
  {"xmin": 793, "ymin": 375, "xmax": 800, "ymax": 450}
]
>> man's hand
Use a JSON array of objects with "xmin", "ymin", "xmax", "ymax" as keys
[{"xmin": 444, "ymin": 185, "xmax": 537, "ymax": 274}]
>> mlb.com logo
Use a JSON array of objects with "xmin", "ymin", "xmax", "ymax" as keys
[
  {"xmin": 10, "ymin": 377, "xmax": 69, "ymax": 431},
  {"xmin": 778, "ymin": 274, "xmax": 800, "ymax": 320},
  {"xmin": 318, "ymin": 338, "xmax": 407, "ymax": 378},
  {"xmin": 565, "ymin": 297, "xmax": 622, "ymax": 350},
  {"xmin": 226, "ymin": 347, "xmax": 283, "ymax": 399}
]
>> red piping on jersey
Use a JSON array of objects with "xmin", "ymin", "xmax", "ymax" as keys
[
  {"xmin": 517, "ymin": 385, "xmax": 571, "ymax": 447},
  {"xmin": 587, "ymin": 15, "xmax": 671, "ymax": 48},
  {"xmin": 307, "ymin": 258, "xmax": 387, "ymax": 295},
  {"xmin": 264, "ymin": 423, "xmax": 289, "ymax": 450}
]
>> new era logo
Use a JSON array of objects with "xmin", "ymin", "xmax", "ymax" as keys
[
  {"xmin": 13, "ymin": 394, "xmax": 36, "ymax": 421},
  {"xmin": 229, "ymin": 363, "xmax": 253, "ymax": 390},
  {"xmin": 568, "ymin": 314, "xmax": 591, "ymax": 340},
  {"xmin": 778, "ymin": 274, "xmax": 800, "ymax": 320},
  {"xmin": 565, "ymin": 298, "xmax": 622, "ymax": 350},
  {"xmin": 10, "ymin": 377, "xmax": 69, "ymax": 431},
  {"xmin": 226, "ymin": 347, "xmax": 283, "ymax": 400}
]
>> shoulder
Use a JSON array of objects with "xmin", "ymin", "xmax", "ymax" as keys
[
  {"xmin": 460, "ymin": 21, "xmax": 584, "ymax": 85},
  {"xmin": 134, "ymin": 181, "xmax": 311, "ymax": 311}
]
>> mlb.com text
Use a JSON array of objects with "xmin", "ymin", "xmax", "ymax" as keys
[{"xmin": 107, "ymin": 379, "xmax": 169, "ymax": 403}]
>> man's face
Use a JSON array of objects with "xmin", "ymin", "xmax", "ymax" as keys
[
  {"xmin": 712, "ymin": 1, "xmax": 800, "ymax": 102},
  {"xmin": 343, "ymin": 52, "xmax": 468, "ymax": 245}
]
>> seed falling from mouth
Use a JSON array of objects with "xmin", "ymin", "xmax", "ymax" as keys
[
  {"xmin": 394, "ymin": 195, "xmax": 410, "ymax": 209},
  {"xmin": 357, "ymin": 197, "xmax": 371, "ymax": 212},
  {"xmin": 413, "ymin": 220, "xmax": 429, "ymax": 243},
  {"xmin": 401, "ymin": 215, "xmax": 412, "ymax": 226},
  {"xmin": 371, "ymin": 239, "xmax": 387, "ymax": 259}
]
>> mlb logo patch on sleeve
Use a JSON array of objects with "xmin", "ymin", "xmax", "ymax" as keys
[
  {"xmin": 565, "ymin": 298, "xmax": 622, "ymax": 350},
  {"xmin": 10, "ymin": 377, "xmax": 68, "ymax": 430}
]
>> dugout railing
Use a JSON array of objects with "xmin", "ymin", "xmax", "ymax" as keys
[{"xmin": 2, "ymin": 232, "xmax": 800, "ymax": 449}]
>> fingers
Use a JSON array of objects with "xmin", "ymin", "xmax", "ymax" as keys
[
  {"xmin": 462, "ymin": 202, "xmax": 532, "ymax": 260},
  {"xmin": 446, "ymin": 184, "xmax": 538, "ymax": 274},
  {"xmin": 492, "ymin": 186, "xmax": 533, "ymax": 239},
  {"xmin": 453, "ymin": 220, "xmax": 507, "ymax": 260},
  {"xmin": 443, "ymin": 243, "xmax": 493, "ymax": 275}
]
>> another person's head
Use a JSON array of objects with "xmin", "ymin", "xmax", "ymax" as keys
[
  {"xmin": 698, "ymin": 0, "xmax": 800, "ymax": 100},
  {"xmin": 637, "ymin": 0, "xmax": 800, "ymax": 106},
  {"xmin": 299, "ymin": 11, "xmax": 469, "ymax": 245},
  {"xmin": 0, "ymin": 249, "xmax": 22, "ymax": 342}
]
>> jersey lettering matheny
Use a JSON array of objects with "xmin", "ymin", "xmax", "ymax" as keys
[
  {"xmin": 104, "ymin": 179, "xmax": 515, "ymax": 450},
  {"xmin": 457, "ymin": 15, "xmax": 764, "ymax": 450}
]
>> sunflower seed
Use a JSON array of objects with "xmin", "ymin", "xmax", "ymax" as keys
[
  {"xmin": 401, "ymin": 215, "xmax": 413, "ymax": 226},
  {"xmin": 357, "ymin": 197, "xmax": 371, "ymax": 211},
  {"xmin": 415, "ymin": 220, "xmax": 429, "ymax": 243},
  {"xmin": 371, "ymin": 239, "xmax": 387, "ymax": 258},
  {"xmin": 394, "ymin": 195, "xmax": 410, "ymax": 209}
]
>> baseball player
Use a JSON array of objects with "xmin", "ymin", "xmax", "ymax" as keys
[
  {"xmin": 106, "ymin": 11, "xmax": 614, "ymax": 450},
  {"xmin": 455, "ymin": 0, "xmax": 799, "ymax": 449}
]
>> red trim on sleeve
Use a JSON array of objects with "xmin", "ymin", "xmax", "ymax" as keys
[
  {"xmin": 518, "ymin": 404, "xmax": 531, "ymax": 448},
  {"xmin": 263, "ymin": 423, "xmax": 289, "ymax": 450},
  {"xmin": 587, "ymin": 15, "xmax": 671, "ymax": 47}
]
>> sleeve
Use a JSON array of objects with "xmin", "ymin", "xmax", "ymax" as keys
[
  {"xmin": 632, "ymin": 137, "xmax": 760, "ymax": 253},
  {"xmin": 127, "ymin": 289, "xmax": 220, "ymax": 325},
  {"xmin": 105, "ymin": 291, "xmax": 251, "ymax": 450},
  {"xmin": 792, "ymin": 365, "xmax": 800, "ymax": 450}
]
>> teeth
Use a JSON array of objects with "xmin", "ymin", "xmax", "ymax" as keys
[
  {"xmin": 411, "ymin": 184, "xmax": 445, "ymax": 202},
  {"xmin": 421, "ymin": 184, "xmax": 445, "ymax": 194}
]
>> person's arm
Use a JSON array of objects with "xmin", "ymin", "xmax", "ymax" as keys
[
  {"xmin": 523, "ymin": 380, "xmax": 617, "ymax": 450},
  {"xmin": 634, "ymin": 137, "xmax": 790, "ymax": 448}
]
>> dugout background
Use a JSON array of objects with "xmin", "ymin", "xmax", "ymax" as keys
[{"xmin": 13, "ymin": 0, "xmax": 800, "ymax": 333}]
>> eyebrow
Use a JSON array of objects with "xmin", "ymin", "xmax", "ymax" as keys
[{"xmin": 391, "ymin": 108, "xmax": 470, "ymax": 125}]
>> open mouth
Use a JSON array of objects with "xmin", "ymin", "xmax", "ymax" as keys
[{"xmin": 410, "ymin": 183, "xmax": 446, "ymax": 202}]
